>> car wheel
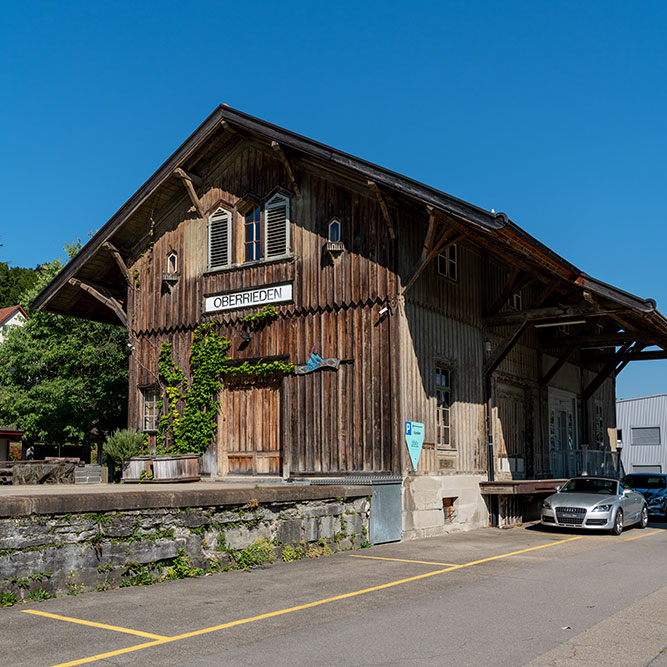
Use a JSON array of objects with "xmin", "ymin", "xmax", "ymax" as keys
[
  {"xmin": 639, "ymin": 505, "xmax": 648, "ymax": 529},
  {"xmin": 612, "ymin": 509, "xmax": 623, "ymax": 536}
]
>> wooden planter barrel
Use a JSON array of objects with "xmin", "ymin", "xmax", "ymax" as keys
[
  {"xmin": 121, "ymin": 454, "xmax": 200, "ymax": 483},
  {"xmin": 121, "ymin": 455, "xmax": 153, "ymax": 482},
  {"xmin": 153, "ymin": 454, "xmax": 200, "ymax": 482}
]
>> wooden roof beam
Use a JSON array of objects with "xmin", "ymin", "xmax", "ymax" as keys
[
  {"xmin": 400, "ymin": 227, "xmax": 463, "ymax": 297},
  {"xmin": 586, "ymin": 349, "xmax": 667, "ymax": 363},
  {"xmin": 173, "ymin": 168, "xmax": 205, "ymax": 218},
  {"xmin": 68, "ymin": 278, "xmax": 128, "ymax": 327},
  {"xmin": 101, "ymin": 241, "xmax": 130, "ymax": 285},
  {"xmin": 271, "ymin": 141, "xmax": 300, "ymax": 196},
  {"xmin": 368, "ymin": 181, "xmax": 396, "ymax": 240},
  {"xmin": 487, "ymin": 268, "xmax": 533, "ymax": 316},
  {"xmin": 582, "ymin": 342, "xmax": 634, "ymax": 402},
  {"xmin": 484, "ymin": 304, "xmax": 627, "ymax": 328},
  {"xmin": 539, "ymin": 320, "xmax": 599, "ymax": 389}
]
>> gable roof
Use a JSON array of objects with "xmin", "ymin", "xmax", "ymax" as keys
[
  {"xmin": 0, "ymin": 306, "xmax": 28, "ymax": 328},
  {"xmin": 29, "ymin": 105, "xmax": 667, "ymax": 340}
]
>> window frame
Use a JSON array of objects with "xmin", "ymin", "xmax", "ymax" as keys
[
  {"xmin": 437, "ymin": 243, "xmax": 458, "ymax": 282},
  {"xmin": 141, "ymin": 387, "xmax": 161, "ymax": 433},
  {"xmin": 264, "ymin": 192, "xmax": 291, "ymax": 260},
  {"xmin": 208, "ymin": 207, "xmax": 233, "ymax": 271},
  {"xmin": 435, "ymin": 365, "xmax": 454, "ymax": 450}
]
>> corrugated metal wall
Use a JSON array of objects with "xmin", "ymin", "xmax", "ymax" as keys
[{"xmin": 617, "ymin": 395, "xmax": 667, "ymax": 473}]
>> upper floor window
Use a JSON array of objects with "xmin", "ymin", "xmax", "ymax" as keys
[
  {"xmin": 244, "ymin": 206, "xmax": 261, "ymax": 262},
  {"xmin": 328, "ymin": 219, "xmax": 341, "ymax": 243},
  {"xmin": 264, "ymin": 193, "xmax": 290, "ymax": 259},
  {"xmin": 167, "ymin": 251, "xmax": 178, "ymax": 274},
  {"xmin": 437, "ymin": 244, "xmax": 457, "ymax": 281},
  {"xmin": 208, "ymin": 193, "xmax": 290, "ymax": 271},
  {"xmin": 208, "ymin": 207, "xmax": 232, "ymax": 270},
  {"xmin": 435, "ymin": 366, "xmax": 453, "ymax": 449}
]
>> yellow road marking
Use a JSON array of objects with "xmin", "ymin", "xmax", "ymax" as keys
[
  {"xmin": 624, "ymin": 529, "xmax": 665, "ymax": 541},
  {"xmin": 48, "ymin": 536, "xmax": 583, "ymax": 667},
  {"xmin": 22, "ymin": 609, "xmax": 167, "ymax": 640},
  {"xmin": 349, "ymin": 555, "xmax": 458, "ymax": 566}
]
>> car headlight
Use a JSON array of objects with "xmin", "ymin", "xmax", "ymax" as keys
[
  {"xmin": 592, "ymin": 504, "xmax": 612, "ymax": 512},
  {"xmin": 542, "ymin": 500, "xmax": 552, "ymax": 510}
]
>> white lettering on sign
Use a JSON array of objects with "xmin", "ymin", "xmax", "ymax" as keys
[{"xmin": 204, "ymin": 283, "xmax": 293, "ymax": 313}]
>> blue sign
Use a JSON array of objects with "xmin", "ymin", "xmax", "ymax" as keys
[{"xmin": 405, "ymin": 421, "xmax": 425, "ymax": 471}]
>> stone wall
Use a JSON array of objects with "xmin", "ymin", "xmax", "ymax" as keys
[
  {"xmin": 403, "ymin": 474, "xmax": 489, "ymax": 539},
  {"xmin": 0, "ymin": 495, "xmax": 370, "ymax": 601}
]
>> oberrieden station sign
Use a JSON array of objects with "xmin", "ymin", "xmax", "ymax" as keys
[{"xmin": 204, "ymin": 282, "xmax": 293, "ymax": 314}]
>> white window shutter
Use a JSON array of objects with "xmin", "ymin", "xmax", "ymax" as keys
[
  {"xmin": 208, "ymin": 208, "xmax": 231, "ymax": 268},
  {"xmin": 264, "ymin": 194, "xmax": 290, "ymax": 258}
]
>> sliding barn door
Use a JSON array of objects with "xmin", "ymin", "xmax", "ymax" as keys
[{"xmin": 218, "ymin": 385, "xmax": 282, "ymax": 475}]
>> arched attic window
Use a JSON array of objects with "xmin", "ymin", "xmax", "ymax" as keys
[
  {"xmin": 167, "ymin": 251, "xmax": 178, "ymax": 274},
  {"xmin": 208, "ymin": 207, "xmax": 232, "ymax": 269},
  {"xmin": 328, "ymin": 219, "xmax": 341, "ymax": 243},
  {"xmin": 264, "ymin": 193, "xmax": 290, "ymax": 259}
]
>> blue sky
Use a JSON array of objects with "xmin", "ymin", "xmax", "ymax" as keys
[{"xmin": 1, "ymin": 1, "xmax": 666, "ymax": 398}]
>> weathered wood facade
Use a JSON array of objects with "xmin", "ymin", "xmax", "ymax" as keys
[{"xmin": 33, "ymin": 106, "xmax": 667, "ymax": 535}]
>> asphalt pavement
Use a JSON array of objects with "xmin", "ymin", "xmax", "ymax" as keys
[{"xmin": 2, "ymin": 519, "xmax": 666, "ymax": 667}]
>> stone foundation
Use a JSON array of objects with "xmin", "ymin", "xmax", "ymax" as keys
[
  {"xmin": 0, "ymin": 494, "xmax": 370, "ymax": 601},
  {"xmin": 402, "ymin": 474, "xmax": 489, "ymax": 539}
]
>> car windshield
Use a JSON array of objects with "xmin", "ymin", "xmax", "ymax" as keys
[
  {"xmin": 624, "ymin": 475, "xmax": 666, "ymax": 490},
  {"xmin": 561, "ymin": 478, "xmax": 618, "ymax": 495}
]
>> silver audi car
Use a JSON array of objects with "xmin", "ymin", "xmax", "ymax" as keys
[{"xmin": 541, "ymin": 476, "xmax": 648, "ymax": 535}]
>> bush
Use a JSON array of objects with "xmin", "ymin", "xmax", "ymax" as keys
[{"xmin": 103, "ymin": 428, "xmax": 144, "ymax": 464}]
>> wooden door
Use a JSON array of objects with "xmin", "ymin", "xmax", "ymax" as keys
[
  {"xmin": 495, "ymin": 383, "xmax": 526, "ymax": 480},
  {"xmin": 218, "ymin": 385, "xmax": 282, "ymax": 475}
]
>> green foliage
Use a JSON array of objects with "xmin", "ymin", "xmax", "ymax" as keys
[
  {"xmin": 281, "ymin": 544, "xmax": 302, "ymax": 562},
  {"xmin": 139, "ymin": 468, "xmax": 154, "ymax": 482},
  {"xmin": 242, "ymin": 305, "xmax": 277, "ymax": 330},
  {"xmin": 360, "ymin": 540, "xmax": 371, "ymax": 549},
  {"xmin": 0, "ymin": 262, "xmax": 38, "ymax": 308},
  {"xmin": 226, "ymin": 538, "xmax": 275, "ymax": 571},
  {"xmin": 164, "ymin": 548, "xmax": 204, "ymax": 580},
  {"xmin": 27, "ymin": 587, "xmax": 53, "ymax": 602},
  {"xmin": 120, "ymin": 563, "xmax": 155, "ymax": 587},
  {"xmin": 103, "ymin": 428, "xmax": 144, "ymax": 465},
  {"xmin": 0, "ymin": 591, "xmax": 17, "ymax": 607},
  {"xmin": 157, "ymin": 321, "xmax": 293, "ymax": 455},
  {"xmin": 0, "ymin": 243, "xmax": 129, "ymax": 448}
]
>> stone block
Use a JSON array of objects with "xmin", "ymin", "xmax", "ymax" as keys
[
  {"xmin": 303, "ymin": 518, "xmax": 318, "ymax": 542},
  {"xmin": 275, "ymin": 519, "xmax": 301, "ymax": 545}
]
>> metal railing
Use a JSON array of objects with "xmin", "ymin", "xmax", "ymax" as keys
[{"xmin": 549, "ymin": 446, "xmax": 622, "ymax": 479}]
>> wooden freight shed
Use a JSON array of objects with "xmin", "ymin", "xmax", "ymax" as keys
[{"xmin": 32, "ymin": 106, "xmax": 667, "ymax": 535}]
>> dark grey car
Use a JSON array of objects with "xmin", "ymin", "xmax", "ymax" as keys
[
  {"xmin": 541, "ymin": 476, "xmax": 648, "ymax": 535},
  {"xmin": 623, "ymin": 473, "xmax": 667, "ymax": 517}
]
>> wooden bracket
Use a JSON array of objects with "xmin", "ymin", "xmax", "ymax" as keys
[
  {"xmin": 368, "ymin": 181, "xmax": 396, "ymax": 240},
  {"xmin": 68, "ymin": 277, "xmax": 128, "ymax": 327},
  {"xmin": 582, "ymin": 342, "xmax": 634, "ymax": 401},
  {"xmin": 102, "ymin": 241, "xmax": 130, "ymax": 285},
  {"xmin": 487, "ymin": 268, "xmax": 533, "ymax": 316},
  {"xmin": 484, "ymin": 321, "xmax": 530, "ymax": 376},
  {"xmin": 173, "ymin": 167, "xmax": 205, "ymax": 217},
  {"xmin": 271, "ymin": 141, "xmax": 300, "ymax": 196},
  {"xmin": 539, "ymin": 321, "xmax": 599, "ymax": 389},
  {"xmin": 400, "ymin": 223, "xmax": 462, "ymax": 297}
]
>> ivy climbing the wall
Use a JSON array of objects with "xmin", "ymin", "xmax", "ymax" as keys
[{"xmin": 156, "ymin": 320, "xmax": 293, "ymax": 455}]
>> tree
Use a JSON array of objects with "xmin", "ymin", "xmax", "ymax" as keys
[
  {"xmin": 0, "ymin": 243, "xmax": 129, "ymax": 451},
  {"xmin": 0, "ymin": 262, "xmax": 38, "ymax": 308}
]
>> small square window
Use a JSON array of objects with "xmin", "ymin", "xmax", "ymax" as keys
[{"xmin": 437, "ymin": 244, "xmax": 457, "ymax": 281}]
